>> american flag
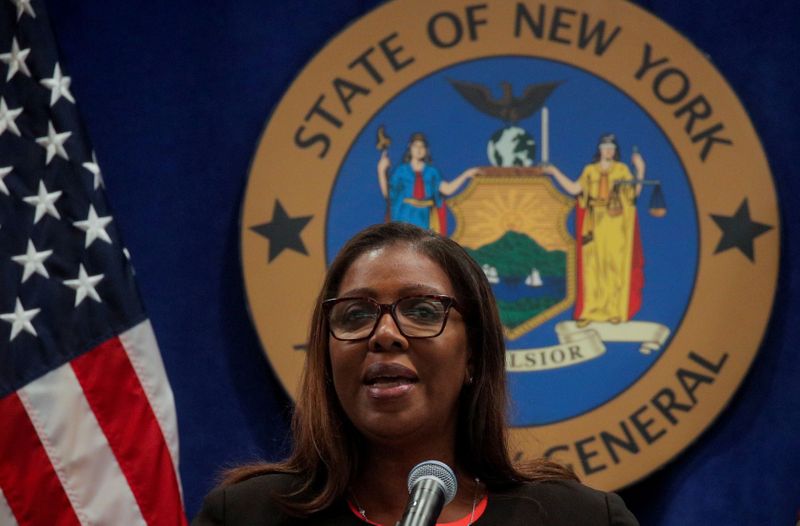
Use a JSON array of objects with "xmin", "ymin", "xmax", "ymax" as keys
[{"xmin": 0, "ymin": 1, "xmax": 186, "ymax": 524}]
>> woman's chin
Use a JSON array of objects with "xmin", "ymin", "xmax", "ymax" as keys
[{"xmin": 355, "ymin": 410, "xmax": 426, "ymax": 444}]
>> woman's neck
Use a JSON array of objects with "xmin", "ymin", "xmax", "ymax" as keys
[
  {"xmin": 350, "ymin": 443, "xmax": 477, "ymax": 526},
  {"xmin": 410, "ymin": 158, "xmax": 425, "ymax": 171}
]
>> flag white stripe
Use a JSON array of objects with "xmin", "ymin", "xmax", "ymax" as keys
[
  {"xmin": 119, "ymin": 319, "xmax": 183, "ymax": 496},
  {"xmin": 18, "ymin": 363, "xmax": 147, "ymax": 526},
  {"xmin": 0, "ymin": 488, "xmax": 19, "ymax": 526}
]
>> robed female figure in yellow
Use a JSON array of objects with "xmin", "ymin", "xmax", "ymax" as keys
[{"xmin": 543, "ymin": 134, "xmax": 645, "ymax": 327}]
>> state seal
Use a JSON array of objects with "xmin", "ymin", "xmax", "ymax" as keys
[{"xmin": 240, "ymin": 0, "xmax": 780, "ymax": 490}]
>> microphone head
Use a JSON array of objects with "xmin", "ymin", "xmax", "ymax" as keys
[{"xmin": 407, "ymin": 460, "xmax": 458, "ymax": 505}]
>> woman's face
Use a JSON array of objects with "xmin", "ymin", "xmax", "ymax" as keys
[
  {"xmin": 329, "ymin": 243, "xmax": 469, "ymax": 447},
  {"xmin": 599, "ymin": 143, "xmax": 616, "ymax": 161},
  {"xmin": 409, "ymin": 140, "xmax": 427, "ymax": 162}
]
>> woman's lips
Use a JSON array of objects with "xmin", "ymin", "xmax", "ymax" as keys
[
  {"xmin": 363, "ymin": 362, "xmax": 418, "ymax": 399},
  {"xmin": 366, "ymin": 378, "xmax": 416, "ymax": 399}
]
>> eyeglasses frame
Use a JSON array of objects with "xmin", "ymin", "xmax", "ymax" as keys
[{"xmin": 321, "ymin": 294, "xmax": 460, "ymax": 341}]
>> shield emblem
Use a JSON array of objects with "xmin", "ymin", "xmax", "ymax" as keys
[{"xmin": 449, "ymin": 167, "xmax": 575, "ymax": 340}]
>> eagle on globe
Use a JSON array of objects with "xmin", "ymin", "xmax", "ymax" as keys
[{"xmin": 448, "ymin": 79, "xmax": 562, "ymax": 167}]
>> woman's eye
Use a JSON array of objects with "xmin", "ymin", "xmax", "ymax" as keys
[
  {"xmin": 344, "ymin": 309, "xmax": 370, "ymax": 320},
  {"xmin": 401, "ymin": 300, "xmax": 443, "ymax": 320},
  {"xmin": 341, "ymin": 303, "xmax": 375, "ymax": 323}
]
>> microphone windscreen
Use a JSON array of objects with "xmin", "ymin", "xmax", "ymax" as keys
[{"xmin": 406, "ymin": 460, "xmax": 458, "ymax": 505}]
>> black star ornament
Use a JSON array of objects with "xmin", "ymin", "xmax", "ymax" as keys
[
  {"xmin": 710, "ymin": 198, "xmax": 773, "ymax": 262},
  {"xmin": 250, "ymin": 200, "xmax": 313, "ymax": 263}
]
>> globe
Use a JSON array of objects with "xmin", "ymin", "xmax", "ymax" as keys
[{"xmin": 486, "ymin": 126, "xmax": 537, "ymax": 167}]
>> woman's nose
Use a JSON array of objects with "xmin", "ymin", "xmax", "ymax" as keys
[{"xmin": 368, "ymin": 312, "xmax": 408, "ymax": 352}]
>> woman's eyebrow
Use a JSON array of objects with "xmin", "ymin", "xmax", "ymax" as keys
[
  {"xmin": 336, "ymin": 287, "xmax": 376, "ymax": 297},
  {"xmin": 394, "ymin": 284, "xmax": 448, "ymax": 297},
  {"xmin": 337, "ymin": 284, "xmax": 447, "ymax": 298}
]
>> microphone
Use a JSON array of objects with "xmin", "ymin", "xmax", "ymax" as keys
[{"xmin": 397, "ymin": 460, "xmax": 458, "ymax": 526}]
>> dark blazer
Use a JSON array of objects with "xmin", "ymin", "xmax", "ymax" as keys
[{"xmin": 193, "ymin": 474, "xmax": 639, "ymax": 525}]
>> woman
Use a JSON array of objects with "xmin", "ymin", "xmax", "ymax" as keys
[
  {"xmin": 193, "ymin": 222, "xmax": 638, "ymax": 525},
  {"xmin": 377, "ymin": 133, "xmax": 477, "ymax": 234},
  {"xmin": 543, "ymin": 134, "xmax": 645, "ymax": 327}
]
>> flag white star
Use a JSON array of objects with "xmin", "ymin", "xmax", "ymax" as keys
[
  {"xmin": 0, "ymin": 166, "xmax": 11, "ymax": 195},
  {"xmin": 63, "ymin": 264, "xmax": 104, "ymax": 306},
  {"xmin": 0, "ymin": 37, "xmax": 31, "ymax": 81},
  {"xmin": 10, "ymin": 0, "xmax": 36, "ymax": 20},
  {"xmin": 35, "ymin": 121, "xmax": 72, "ymax": 164},
  {"xmin": 40, "ymin": 63, "xmax": 75, "ymax": 106},
  {"xmin": 23, "ymin": 181, "xmax": 62, "ymax": 224},
  {"xmin": 0, "ymin": 298, "xmax": 40, "ymax": 341},
  {"xmin": 73, "ymin": 204, "xmax": 113, "ymax": 247},
  {"xmin": 0, "ymin": 97, "xmax": 22, "ymax": 137},
  {"xmin": 82, "ymin": 152, "xmax": 104, "ymax": 189},
  {"xmin": 11, "ymin": 240, "xmax": 53, "ymax": 283}
]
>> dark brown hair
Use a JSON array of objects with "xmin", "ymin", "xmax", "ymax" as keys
[
  {"xmin": 222, "ymin": 222, "xmax": 576, "ymax": 515},
  {"xmin": 401, "ymin": 132, "xmax": 433, "ymax": 164}
]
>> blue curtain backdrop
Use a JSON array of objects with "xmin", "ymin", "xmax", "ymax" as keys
[{"xmin": 43, "ymin": 1, "xmax": 799, "ymax": 524}]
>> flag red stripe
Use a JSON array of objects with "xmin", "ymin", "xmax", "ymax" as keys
[
  {"xmin": 71, "ymin": 338, "xmax": 187, "ymax": 526},
  {"xmin": 0, "ymin": 393, "xmax": 81, "ymax": 526}
]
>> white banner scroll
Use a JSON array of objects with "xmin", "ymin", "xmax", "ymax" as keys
[{"xmin": 506, "ymin": 320, "xmax": 671, "ymax": 372}]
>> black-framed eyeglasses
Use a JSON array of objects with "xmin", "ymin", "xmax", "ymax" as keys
[{"xmin": 322, "ymin": 295, "xmax": 460, "ymax": 341}]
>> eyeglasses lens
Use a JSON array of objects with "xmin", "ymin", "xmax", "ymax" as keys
[
  {"xmin": 329, "ymin": 299, "xmax": 377, "ymax": 340},
  {"xmin": 395, "ymin": 297, "xmax": 447, "ymax": 336}
]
